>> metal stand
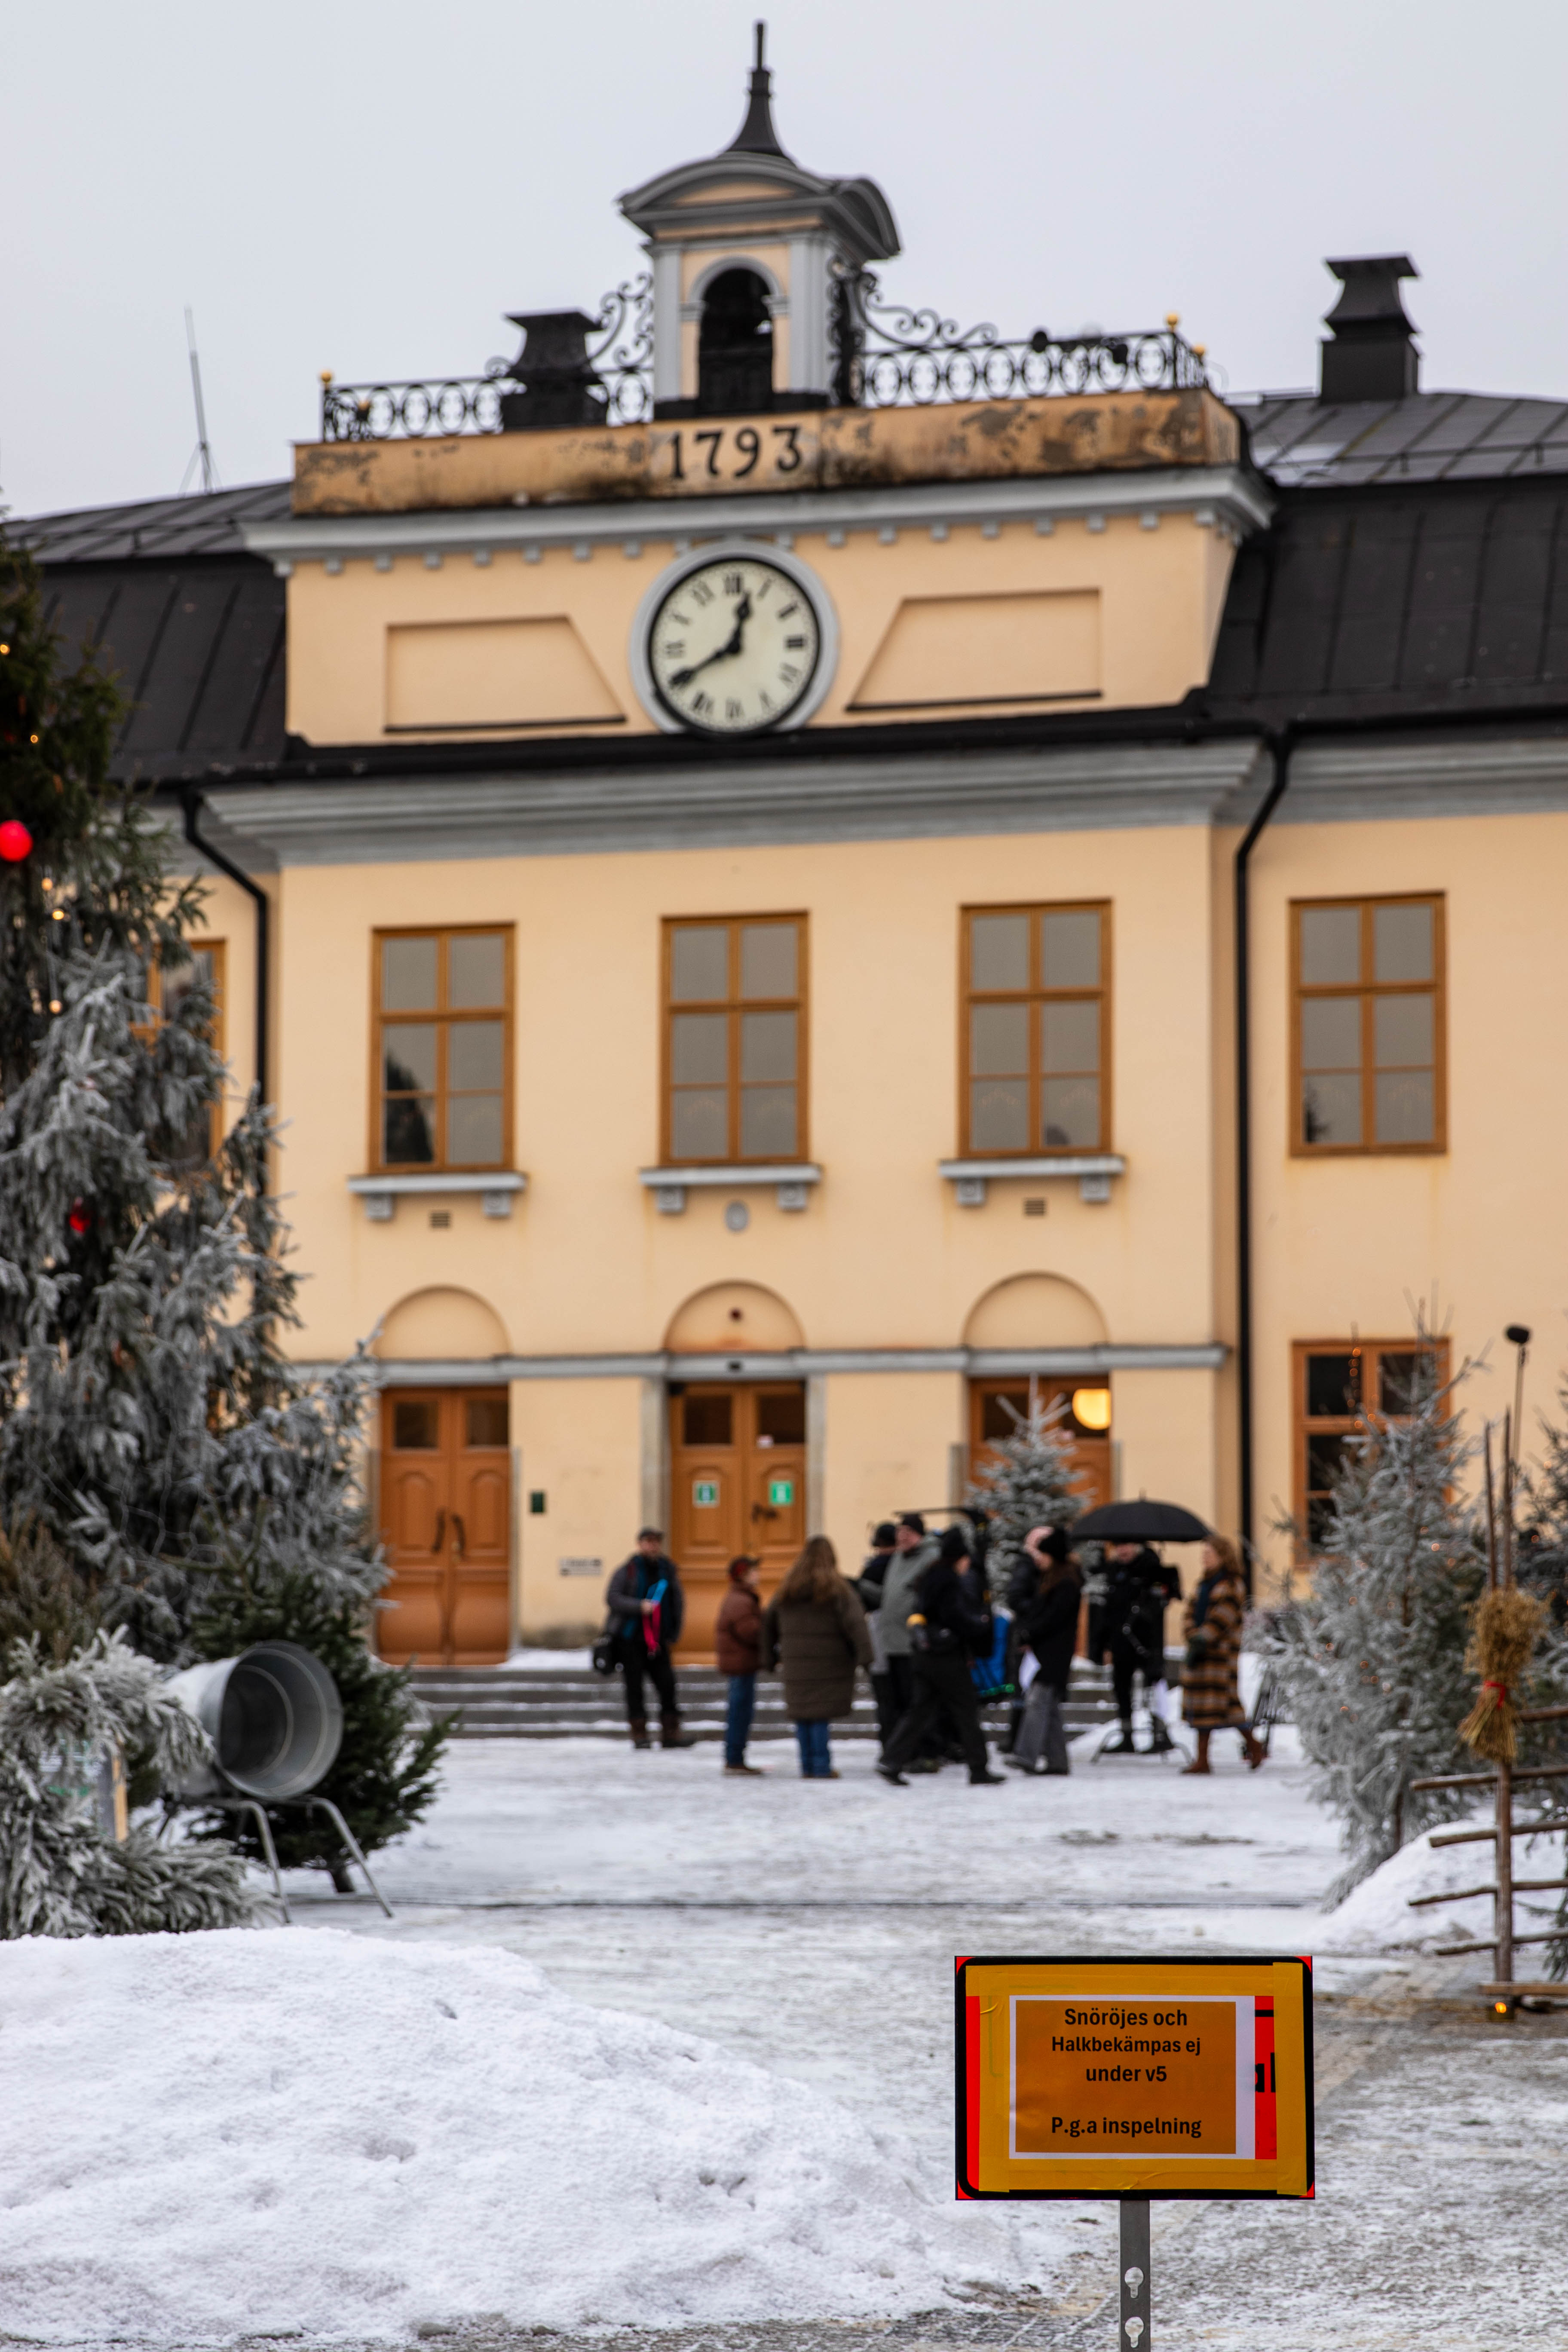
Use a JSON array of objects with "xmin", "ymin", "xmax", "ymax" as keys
[
  {"xmin": 297, "ymin": 1795, "xmax": 395, "ymax": 1919},
  {"xmin": 178, "ymin": 1793, "xmax": 395, "ymax": 1923},
  {"xmin": 1120, "ymin": 2197, "xmax": 1151, "ymax": 2347}
]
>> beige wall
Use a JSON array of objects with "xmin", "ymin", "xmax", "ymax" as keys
[{"xmin": 282, "ymin": 511, "xmax": 1237, "ymax": 746}]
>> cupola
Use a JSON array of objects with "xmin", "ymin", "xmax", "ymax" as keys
[{"xmin": 618, "ymin": 23, "xmax": 899, "ymax": 418}]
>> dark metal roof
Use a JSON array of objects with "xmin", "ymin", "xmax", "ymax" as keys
[
  {"xmin": 18, "ymin": 481, "xmax": 291, "ymax": 565},
  {"xmin": 1240, "ymin": 390, "xmax": 1568, "ymax": 487},
  {"xmin": 1200, "ymin": 471, "xmax": 1568, "ymax": 727},
  {"xmin": 21, "ymin": 485, "xmax": 290, "ymax": 781}
]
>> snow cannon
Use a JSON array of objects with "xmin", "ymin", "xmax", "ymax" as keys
[{"xmin": 167, "ymin": 1641, "xmax": 343, "ymax": 1801}]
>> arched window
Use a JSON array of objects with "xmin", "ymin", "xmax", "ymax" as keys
[{"xmin": 697, "ymin": 267, "xmax": 774, "ymax": 415}]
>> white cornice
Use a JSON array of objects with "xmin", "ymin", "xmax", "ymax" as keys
[
  {"xmin": 242, "ymin": 465, "xmax": 1271, "ymax": 573},
  {"xmin": 190, "ymin": 739, "xmax": 1268, "ymax": 868},
  {"xmin": 286, "ymin": 1341, "xmax": 1228, "ymax": 1385}
]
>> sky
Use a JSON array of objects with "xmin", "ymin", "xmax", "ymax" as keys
[{"xmin": 5, "ymin": 0, "xmax": 1566, "ymax": 520}]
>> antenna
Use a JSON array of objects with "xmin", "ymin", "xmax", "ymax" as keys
[
  {"xmin": 180, "ymin": 306, "xmax": 220, "ymax": 496},
  {"xmin": 755, "ymin": 19, "xmax": 766, "ymax": 68}
]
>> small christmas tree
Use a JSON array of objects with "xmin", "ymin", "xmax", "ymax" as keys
[
  {"xmin": 1262, "ymin": 1341, "xmax": 1485, "ymax": 1897},
  {"xmin": 965, "ymin": 1384, "xmax": 1091, "ymax": 1590}
]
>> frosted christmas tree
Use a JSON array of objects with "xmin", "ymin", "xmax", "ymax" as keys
[{"xmin": 964, "ymin": 1383, "xmax": 1090, "ymax": 1589}]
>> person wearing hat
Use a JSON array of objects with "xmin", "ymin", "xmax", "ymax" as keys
[
  {"xmin": 855, "ymin": 1520, "xmax": 901, "ymax": 1753},
  {"xmin": 714, "ymin": 1554, "xmax": 766, "ymax": 1776},
  {"xmin": 1005, "ymin": 1525, "xmax": 1083, "ymax": 1776},
  {"xmin": 603, "ymin": 1527, "xmax": 695, "ymax": 1750}
]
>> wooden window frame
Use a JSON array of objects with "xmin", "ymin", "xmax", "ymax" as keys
[
  {"xmin": 660, "ymin": 913, "xmax": 808, "ymax": 1166},
  {"xmin": 147, "ymin": 940, "xmax": 227, "ymax": 1158},
  {"xmin": 1292, "ymin": 1335, "xmax": 1452, "ymax": 1551},
  {"xmin": 371, "ymin": 925, "xmax": 514, "ymax": 1175},
  {"xmin": 1290, "ymin": 894, "xmax": 1446, "ymax": 1158},
  {"xmin": 959, "ymin": 900, "xmax": 1112, "ymax": 1158}
]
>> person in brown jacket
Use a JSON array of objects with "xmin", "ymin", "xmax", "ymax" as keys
[
  {"xmin": 715, "ymin": 1555, "xmax": 765, "ymax": 1776},
  {"xmin": 1181, "ymin": 1535, "xmax": 1265, "ymax": 1774},
  {"xmin": 760, "ymin": 1535, "xmax": 873, "ymax": 1779}
]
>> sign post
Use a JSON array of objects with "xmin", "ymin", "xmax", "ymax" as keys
[{"xmin": 956, "ymin": 1955, "xmax": 1314, "ymax": 2344}]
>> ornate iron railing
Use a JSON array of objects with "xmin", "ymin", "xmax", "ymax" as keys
[{"xmin": 318, "ymin": 266, "xmax": 1208, "ymax": 441}]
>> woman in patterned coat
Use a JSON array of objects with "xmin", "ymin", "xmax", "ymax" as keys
[{"xmin": 1180, "ymin": 1536, "xmax": 1266, "ymax": 1774}]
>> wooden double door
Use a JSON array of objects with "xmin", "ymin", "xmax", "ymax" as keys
[
  {"xmin": 668, "ymin": 1381, "xmax": 806, "ymax": 1654},
  {"xmin": 379, "ymin": 1388, "xmax": 512, "ymax": 1664}
]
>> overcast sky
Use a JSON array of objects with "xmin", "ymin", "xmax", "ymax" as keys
[{"xmin": 6, "ymin": 0, "xmax": 1566, "ymax": 520}]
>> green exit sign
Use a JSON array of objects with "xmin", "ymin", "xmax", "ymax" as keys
[
  {"xmin": 768, "ymin": 1477, "xmax": 794, "ymax": 1507},
  {"xmin": 693, "ymin": 1478, "xmax": 719, "ymax": 1507}
]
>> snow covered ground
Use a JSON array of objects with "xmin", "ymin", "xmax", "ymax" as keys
[{"xmin": 7, "ymin": 1725, "xmax": 1567, "ymax": 2347}]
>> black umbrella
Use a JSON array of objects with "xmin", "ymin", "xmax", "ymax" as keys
[{"xmin": 1071, "ymin": 1499, "xmax": 1211, "ymax": 1544}]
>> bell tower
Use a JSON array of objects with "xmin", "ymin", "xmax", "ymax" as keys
[{"xmin": 618, "ymin": 24, "xmax": 899, "ymax": 419}]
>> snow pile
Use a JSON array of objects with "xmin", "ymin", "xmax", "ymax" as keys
[
  {"xmin": 1317, "ymin": 1816, "xmax": 1568, "ymax": 1953},
  {"xmin": 0, "ymin": 1929, "xmax": 1008, "ymax": 2343}
]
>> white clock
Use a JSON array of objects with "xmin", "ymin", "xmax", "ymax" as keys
[{"xmin": 631, "ymin": 544, "xmax": 837, "ymax": 736}]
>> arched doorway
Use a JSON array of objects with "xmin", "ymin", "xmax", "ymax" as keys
[
  {"xmin": 697, "ymin": 267, "xmax": 775, "ymax": 415},
  {"xmin": 962, "ymin": 1274, "xmax": 1113, "ymax": 1511},
  {"xmin": 665, "ymin": 1282, "xmax": 805, "ymax": 1651},
  {"xmin": 374, "ymin": 1288, "xmax": 512, "ymax": 1665}
]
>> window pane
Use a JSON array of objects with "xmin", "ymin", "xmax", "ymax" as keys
[
  {"xmin": 449, "ymin": 1020, "xmax": 505, "ymax": 1091},
  {"xmin": 1041, "ymin": 999, "xmax": 1099, "ymax": 1074},
  {"xmin": 393, "ymin": 1400, "xmax": 439, "ymax": 1449},
  {"xmin": 739, "ymin": 922, "xmax": 797, "ymax": 1001},
  {"xmin": 670, "ymin": 1089, "xmax": 728, "ymax": 1159},
  {"xmin": 684, "ymin": 1393, "xmax": 732, "ymax": 1445},
  {"xmin": 671, "ymin": 1011, "xmax": 729, "ymax": 1085},
  {"xmin": 1041, "ymin": 909, "xmax": 1100, "ymax": 989},
  {"xmin": 1378, "ymin": 1351, "xmax": 1436, "ymax": 1414},
  {"xmin": 670, "ymin": 925, "xmax": 729, "ymax": 1002},
  {"xmin": 740, "ymin": 1084, "xmax": 797, "ymax": 1158},
  {"xmin": 384, "ymin": 1023, "xmax": 437, "ymax": 1094},
  {"xmin": 971, "ymin": 1079, "xmax": 1029, "ymax": 1151},
  {"xmin": 1374, "ymin": 993, "xmax": 1433, "ymax": 1068},
  {"xmin": 740, "ymin": 1009, "xmax": 796, "ymax": 1083},
  {"xmin": 384, "ymin": 1097, "xmax": 435, "ymax": 1164},
  {"xmin": 1300, "ymin": 996, "xmax": 1361, "ymax": 1071},
  {"xmin": 466, "ymin": 1397, "xmax": 508, "ymax": 1446},
  {"xmin": 970, "ymin": 913, "xmax": 1030, "ymax": 992},
  {"xmin": 448, "ymin": 933, "xmax": 506, "ymax": 1009},
  {"xmin": 1042, "ymin": 1075, "xmax": 1099, "ymax": 1148},
  {"xmin": 971, "ymin": 1001, "xmax": 1029, "ymax": 1076},
  {"xmin": 448, "ymin": 1094, "xmax": 503, "ymax": 1165},
  {"xmin": 1374, "ymin": 902, "xmax": 1433, "ymax": 984},
  {"xmin": 1375, "ymin": 1070, "xmax": 1435, "ymax": 1145},
  {"xmin": 1307, "ymin": 1432, "xmax": 1348, "ymax": 1494},
  {"xmin": 1302, "ymin": 1074, "xmax": 1360, "ymax": 1146},
  {"xmin": 1299, "ymin": 906, "xmax": 1361, "ymax": 986},
  {"xmin": 1307, "ymin": 1353, "xmax": 1360, "ymax": 1417},
  {"xmin": 756, "ymin": 1389, "xmax": 806, "ymax": 1444},
  {"xmin": 383, "ymin": 936, "xmax": 438, "ymax": 1011},
  {"xmin": 981, "ymin": 1387, "xmax": 1029, "ymax": 1441}
]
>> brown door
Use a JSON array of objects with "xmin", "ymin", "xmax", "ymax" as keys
[
  {"xmin": 379, "ymin": 1388, "xmax": 512, "ymax": 1664},
  {"xmin": 668, "ymin": 1381, "xmax": 807, "ymax": 1653},
  {"xmin": 968, "ymin": 1377, "xmax": 1112, "ymax": 1514}
]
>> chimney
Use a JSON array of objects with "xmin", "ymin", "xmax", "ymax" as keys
[{"xmin": 1319, "ymin": 256, "xmax": 1419, "ymax": 403}]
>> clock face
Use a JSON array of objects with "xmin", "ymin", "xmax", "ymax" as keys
[{"xmin": 646, "ymin": 555, "xmax": 823, "ymax": 735}]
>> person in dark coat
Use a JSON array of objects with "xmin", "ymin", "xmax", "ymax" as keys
[
  {"xmin": 714, "ymin": 1554, "xmax": 764, "ymax": 1776},
  {"xmin": 877, "ymin": 1526, "xmax": 1006, "ymax": 1787},
  {"xmin": 1005, "ymin": 1526, "xmax": 1083, "ymax": 1776},
  {"xmin": 854, "ymin": 1520, "xmax": 901, "ymax": 1751},
  {"xmin": 1099, "ymin": 1541, "xmax": 1182, "ymax": 1754},
  {"xmin": 603, "ymin": 1528, "xmax": 695, "ymax": 1750},
  {"xmin": 760, "ymin": 1535, "xmax": 872, "ymax": 1778}
]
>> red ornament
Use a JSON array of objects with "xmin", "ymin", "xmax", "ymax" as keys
[
  {"xmin": 68, "ymin": 1200, "xmax": 90, "ymax": 1237},
  {"xmin": 0, "ymin": 820, "xmax": 33, "ymax": 862}
]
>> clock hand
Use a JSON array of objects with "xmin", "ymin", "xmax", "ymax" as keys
[{"xmin": 669, "ymin": 595, "xmax": 751, "ymax": 689}]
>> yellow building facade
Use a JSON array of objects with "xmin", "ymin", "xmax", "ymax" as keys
[{"xmin": 33, "ymin": 58, "xmax": 1568, "ymax": 1659}]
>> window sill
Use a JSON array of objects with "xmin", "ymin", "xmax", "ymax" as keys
[
  {"xmin": 347, "ymin": 1170, "xmax": 528, "ymax": 1222},
  {"xmin": 938, "ymin": 1153, "xmax": 1126, "ymax": 1206},
  {"xmin": 638, "ymin": 1163, "xmax": 823, "ymax": 1215}
]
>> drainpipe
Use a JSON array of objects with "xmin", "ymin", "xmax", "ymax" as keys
[
  {"xmin": 180, "ymin": 785, "xmax": 269, "ymax": 1102},
  {"xmin": 1234, "ymin": 729, "xmax": 1295, "ymax": 1580}
]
